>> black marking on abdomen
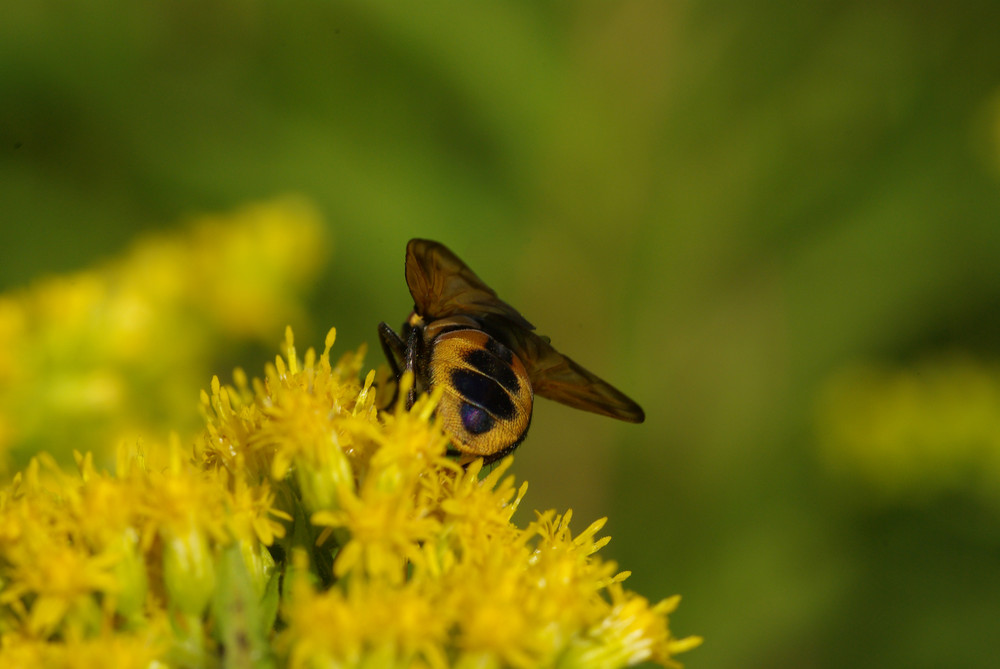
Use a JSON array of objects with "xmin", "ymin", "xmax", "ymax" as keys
[
  {"xmin": 484, "ymin": 337, "xmax": 514, "ymax": 365},
  {"xmin": 465, "ymin": 348, "xmax": 520, "ymax": 394},
  {"xmin": 450, "ymin": 369, "xmax": 516, "ymax": 420}
]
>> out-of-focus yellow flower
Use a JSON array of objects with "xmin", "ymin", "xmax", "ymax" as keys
[
  {"xmin": 817, "ymin": 354, "xmax": 1000, "ymax": 502},
  {"xmin": 0, "ymin": 199, "xmax": 327, "ymax": 472},
  {"xmin": 0, "ymin": 625, "xmax": 168, "ymax": 669}
]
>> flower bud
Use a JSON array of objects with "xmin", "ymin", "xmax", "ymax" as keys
[{"xmin": 162, "ymin": 524, "xmax": 216, "ymax": 617}]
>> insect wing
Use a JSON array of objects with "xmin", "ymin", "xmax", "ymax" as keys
[
  {"xmin": 405, "ymin": 239, "xmax": 534, "ymax": 329},
  {"xmin": 503, "ymin": 325, "xmax": 645, "ymax": 423},
  {"xmin": 403, "ymin": 239, "xmax": 645, "ymax": 425}
]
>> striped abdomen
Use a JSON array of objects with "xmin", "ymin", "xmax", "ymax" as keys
[{"xmin": 430, "ymin": 328, "xmax": 533, "ymax": 462}]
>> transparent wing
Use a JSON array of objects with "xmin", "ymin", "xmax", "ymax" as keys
[
  {"xmin": 406, "ymin": 239, "xmax": 644, "ymax": 423},
  {"xmin": 405, "ymin": 239, "xmax": 534, "ymax": 329},
  {"xmin": 497, "ymin": 323, "xmax": 645, "ymax": 423}
]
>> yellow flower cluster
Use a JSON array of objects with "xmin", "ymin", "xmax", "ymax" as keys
[
  {"xmin": 817, "ymin": 355, "xmax": 1000, "ymax": 502},
  {"xmin": 0, "ymin": 199, "xmax": 327, "ymax": 472},
  {"xmin": 0, "ymin": 325, "xmax": 699, "ymax": 668}
]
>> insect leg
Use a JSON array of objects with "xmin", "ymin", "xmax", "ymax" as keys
[
  {"xmin": 404, "ymin": 324, "xmax": 419, "ymax": 410},
  {"xmin": 377, "ymin": 322, "xmax": 405, "ymax": 378},
  {"xmin": 377, "ymin": 322, "xmax": 406, "ymax": 407}
]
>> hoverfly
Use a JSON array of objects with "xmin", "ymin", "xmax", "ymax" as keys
[{"xmin": 378, "ymin": 239, "xmax": 645, "ymax": 464}]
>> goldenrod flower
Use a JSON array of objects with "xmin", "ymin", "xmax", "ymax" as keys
[
  {"xmin": 0, "ymin": 199, "xmax": 327, "ymax": 472},
  {"xmin": 0, "ymin": 299, "xmax": 698, "ymax": 666},
  {"xmin": 0, "ymin": 626, "xmax": 168, "ymax": 669}
]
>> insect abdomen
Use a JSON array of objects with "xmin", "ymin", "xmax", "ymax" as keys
[{"xmin": 430, "ymin": 329, "xmax": 533, "ymax": 460}]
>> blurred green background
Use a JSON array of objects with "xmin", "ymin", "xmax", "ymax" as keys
[{"xmin": 4, "ymin": 1, "xmax": 1000, "ymax": 667}]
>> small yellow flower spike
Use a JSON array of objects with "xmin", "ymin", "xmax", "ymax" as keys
[
  {"xmin": 0, "ymin": 324, "xmax": 698, "ymax": 668},
  {"xmin": 817, "ymin": 354, "xmax": 1000, "ymax": 503}
]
